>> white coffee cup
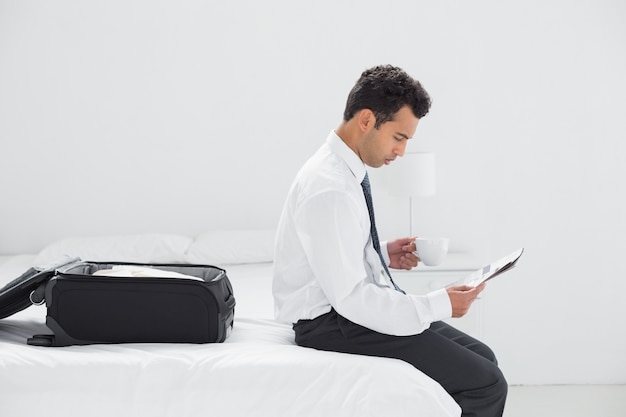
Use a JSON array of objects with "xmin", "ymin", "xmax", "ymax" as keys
[{"xmin": 414, "ymin": 238, "xmax": 449, "ymax": 266}]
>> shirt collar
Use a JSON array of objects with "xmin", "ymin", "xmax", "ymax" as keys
[{"xmin": 326, "ymin": 130, "xmax": 367, "ymax": 183}]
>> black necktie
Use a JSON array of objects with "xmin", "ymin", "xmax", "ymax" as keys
[{"xmin": 361, "ymin": 173, "xmax": 404, "ymax": 293}]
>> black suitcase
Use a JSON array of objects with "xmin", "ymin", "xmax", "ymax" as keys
[{"xmin": 0, "ymin": 258, "xmax": 235, "ymax": 346}]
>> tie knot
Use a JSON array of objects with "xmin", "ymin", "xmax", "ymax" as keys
[{"xmin": 361, "ymin": 172, "xmax": 371, "ymax": 191}]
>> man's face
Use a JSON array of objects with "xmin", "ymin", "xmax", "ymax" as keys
[{"xmin": 358, "ymin": 106, "xmax": 419, "ymax": 168}]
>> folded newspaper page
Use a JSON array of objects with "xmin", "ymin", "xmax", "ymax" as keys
[{"xmin": 466, "ymin": 248, "xmax": 524, "ymax": 287}]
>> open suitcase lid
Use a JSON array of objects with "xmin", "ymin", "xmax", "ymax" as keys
[{"xmin": 0, "ymin": 257, "xmax": 81, "ymax": 319}]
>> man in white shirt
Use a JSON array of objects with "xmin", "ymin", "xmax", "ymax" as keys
[{"xmin": 273, "ymin": 65, "xmax": 507, "ymax": 417}]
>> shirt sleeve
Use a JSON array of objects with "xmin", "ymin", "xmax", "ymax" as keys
[{"xmin": 293, "ymin": 190, "xmax": 452, "ymax": 336}]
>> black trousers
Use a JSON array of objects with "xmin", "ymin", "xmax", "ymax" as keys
[{"xmin": 294, "ymin": 309, "xmax": 507, "ymax": 417}]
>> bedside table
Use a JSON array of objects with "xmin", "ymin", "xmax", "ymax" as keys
[{"xmin": 392, "ymin": 253, "xmax": 485, "ymax": 339}]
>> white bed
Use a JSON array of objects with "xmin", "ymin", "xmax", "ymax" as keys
[{"xmin": 0, "ymin": 232, "xmax": 460, "ymax": 417}]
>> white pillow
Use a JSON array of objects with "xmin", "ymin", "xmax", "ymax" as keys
[
  {"xmin": 34, "ymin": 234, "xmax": 193, "ymax": 266},
  {"xmin": 185, "ymin": 229, "xmax": 275, "ymax": 265}
]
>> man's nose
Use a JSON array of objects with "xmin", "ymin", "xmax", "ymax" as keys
[{"xmin": 394, "ymin": 141, "xmax": 407, "ymax": 157}]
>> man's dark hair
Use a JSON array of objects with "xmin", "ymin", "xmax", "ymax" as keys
[{"xmin": 343, "ymin": 65, "xmax": 431, "ymax": 128}]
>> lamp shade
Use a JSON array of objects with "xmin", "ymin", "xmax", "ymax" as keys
[{"xmin": 378, "ymin": 152, "xmax": 436, "ymax": 197}]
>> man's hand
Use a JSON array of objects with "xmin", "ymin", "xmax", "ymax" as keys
[
  {"xmin": 446, "ymin": 284, "xmax": 486, "ymax": 318},
  {"xmin": 387, "ymin": 237, "xmax": 419, "ymax": 270}
]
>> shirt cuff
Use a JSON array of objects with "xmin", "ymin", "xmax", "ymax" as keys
[{"xmin": 380, "ymin": 241, "xmax": 391, "ymax": 266}]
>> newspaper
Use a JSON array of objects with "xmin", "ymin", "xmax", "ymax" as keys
[{"xmin": 466, "ymin": 248, "xmax": 524, "ymax": 287}]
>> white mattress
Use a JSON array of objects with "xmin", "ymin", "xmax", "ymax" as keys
[{"xmin": 0, "ymin": 254, "xmax": 460, "ymax": 417}]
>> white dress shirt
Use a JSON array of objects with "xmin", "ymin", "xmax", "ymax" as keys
[{"xmin": 272, "ymin": 131, "xmax": 452, "ymax": 336}]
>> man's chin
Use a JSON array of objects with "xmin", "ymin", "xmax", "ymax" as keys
[{"xmin": 366, "ymin": 162, "xmax": 385, "ymax": 168}]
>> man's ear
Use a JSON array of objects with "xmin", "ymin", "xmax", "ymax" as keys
[{"xmin": 357, "ymin": 109, "xmax": 376, "ymax": 132}]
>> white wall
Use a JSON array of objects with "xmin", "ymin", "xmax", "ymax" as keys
[{"xmin": 1, "ymin": 0, "xmax": 625, "ymax": 385}]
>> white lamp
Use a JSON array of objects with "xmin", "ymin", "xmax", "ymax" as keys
[{"xmin": 377, "ymin": 152, "xmax": 436, "ymax": 236}]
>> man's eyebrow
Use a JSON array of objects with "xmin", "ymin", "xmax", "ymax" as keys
[{"xmin": 396, "ymin": 132, "xmax": 410, "ymax": 140}]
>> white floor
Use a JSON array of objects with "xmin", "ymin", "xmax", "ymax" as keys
[{"xmin": 505, "ymin": 385, "xmax": 626, "ymax": 417}]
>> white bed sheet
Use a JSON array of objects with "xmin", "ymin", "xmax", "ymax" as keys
[{"xmin": 0, "ymin": 255, "xmax": 460, "ymax": 417}]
